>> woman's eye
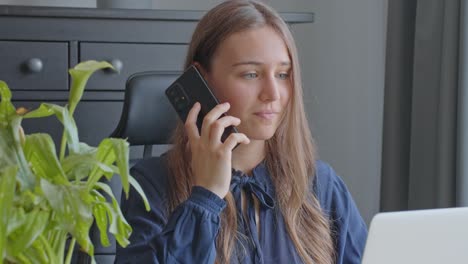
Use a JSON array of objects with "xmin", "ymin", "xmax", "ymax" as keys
[
  {"xmin": 278, "ymin": 72, "xmax": 290, "ymax": 80},
  {"xmin": 243, "ymin": 72, "xmax": 258, "ymax": 79}
]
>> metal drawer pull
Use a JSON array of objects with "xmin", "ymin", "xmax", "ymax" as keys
[
  {"xmin": 26, "ymin": 58, "xmax": 43, "ymax": 73},
  {"xmin": 109, "ymin": 59, "xmax": 123, "ymax": 73}
]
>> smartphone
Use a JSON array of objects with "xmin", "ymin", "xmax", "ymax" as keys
[{"xmin": 165, "ymin": 65, "xmax": 239, "ymax": 142}]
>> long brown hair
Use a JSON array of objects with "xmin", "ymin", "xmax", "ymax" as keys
[{"xmin": 166, "ymin": 1, "xmax": 335, "ymax": 263}]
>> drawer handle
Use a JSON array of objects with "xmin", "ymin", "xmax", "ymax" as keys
[
  {"xmin": 26, "ymin": 58, "xmax": 43, "ymax": 73},
  {"xmin": 109, "ymin": 59, "xmax": 123, "ymax": 73}
]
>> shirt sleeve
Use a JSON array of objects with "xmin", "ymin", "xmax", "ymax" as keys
[
  {"xmin": 314, "ymin": 160, "xmax": 368, "ymax": 264},
  {"xmin": 115, "ymin": 159, "xmax": 226, "ymax": 264}
]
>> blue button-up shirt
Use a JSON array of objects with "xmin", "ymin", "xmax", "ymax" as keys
[{"xmin": 115, "ymin": 156, "xmax": 367, "ymax": 263}]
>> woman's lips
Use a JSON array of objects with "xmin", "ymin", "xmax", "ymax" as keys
[{"xmin": 254, "ymin": 111, "xmax": 278, "ymax": 120}]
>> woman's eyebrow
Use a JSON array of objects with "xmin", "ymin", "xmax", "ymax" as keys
[
  {"xmin": 231, "ymin": 61, "xmax": 291, "ymax": 67},
  {"xmin": 231, "ymin": 61, "xmax": 262, "ymax": 67}
]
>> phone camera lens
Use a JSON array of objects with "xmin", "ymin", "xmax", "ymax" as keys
[{"xmin": 175, "ymin": 96, "xmax": 188, "ymax": 110}]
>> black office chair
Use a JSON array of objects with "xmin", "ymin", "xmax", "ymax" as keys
[
  {"xmin": 83, "ymin": 71, "xmax": 181, "ymax": 264},
  {"xmin": 111, "ymin": 71, "xmax": 180, "ymax": 157}
]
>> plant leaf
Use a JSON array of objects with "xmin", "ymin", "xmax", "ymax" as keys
[
  {"xmin": 94, "ymin": 182, "xmax": 132, "ymax": 247},
  {"xmin": 21, "ymin": 103, "xmax": 55, "ymax": 119},
  {"xmin": 8, "ymin": 208, "xmax": 49, "ymax": 257},
  {"xmin": 23, "ymin": 103, "xmax": 80, "ymax": 155},
  {"xmin": 40, "ymin": 180, "xmax": 94, "ymax": 256},
  {"xmin": 21, "ymin": 234, "xmax": 50, "ymax": 264},
  {"xmin": 86, "ymin": 139, "xmax": 116, "ymax": 189},
  {"xmin": 62, "ymin": 153, "xmax": 113, "ymax": 182},
  {"xmin": 128, "ymin": 175, "xmax": 150, "ymax": 212},
  {"xmin": 109, "ymin": 138, "xmax": 130, "ymax": 198},
  {"xmin": 78, "ymin": 142, "xmax": 97, "ymax": 155},
  {"xmin": 0, "ymin": 116, "xmax": 35, "ymax": 190},
  {"xmin": 0, "ymin": 165, "xmax": 17, "ymax": 263},
  {"xmin": 0, "ymin": 127, "xmax": 18, "ymax": 173},
  {"xmin": 68, "ymin": 61, "xmax": 114, "ymax": 116},
  {"xmin": 7, "ymin": 207, "xmax": 26, "ymax": 236},
  {"xmin": 0, "ymin": 81, "xmax": 16, "ymax": 127},
  {"xmin": 90, "ymin": 190, "xmax": 116, "ymax": 246},
  {"xmin": 24, "ymin": 134, "xmax": 69, "ymax": 185},
  {"xmin": 92, "ymin": 203, "xmax": 110, "ymax": 247}
]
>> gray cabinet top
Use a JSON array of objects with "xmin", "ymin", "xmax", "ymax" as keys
[{"xmin": 0, "ymin": 5, "xmax": 314, "ymax": 23}]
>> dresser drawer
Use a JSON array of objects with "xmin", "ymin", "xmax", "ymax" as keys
[
  {"xmin": 0, "ymin": 41, "xmax": 69, "ymax": 90},
  {"xmin": 79, "ymin": 43, "xmax": 186, "ymax": 90}
]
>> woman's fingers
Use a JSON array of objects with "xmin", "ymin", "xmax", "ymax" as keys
[
  {"xmin": 187, "ymin": 101, "xmax": 246, "ymax": 152},
  {"xmin": 201, "ymin": 102, "xmax": 231, "ymax": 141},
  {"xmin": 223, "ymin": 133, "xmax": 250, "ymax": 152},
  {"xmin": 209, "ymin": 116, "xmax": 241, "ymax": 145},
  {"xmin": 185, "ymin": 102, "xmax": 201, "ymax": 143}
]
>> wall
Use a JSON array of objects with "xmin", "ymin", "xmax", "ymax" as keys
[
  {"xmin": 0, "ymin": 0, "xmax": 387, "ymax": 224},
  {"xmin": 0, "ymin": 0, "xmax": 95, "ymax": 7}
]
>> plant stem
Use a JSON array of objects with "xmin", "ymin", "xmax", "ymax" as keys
[
  {"xmin": 59, "ymin": 132, "xmax": 67, "ymax": 162},
  {"xmin": 64, "ymin": 237, "xmax": 76, "ymax": 264},
  {"xmin": 16, "ymin": 254, "xmax": 32, "ymax": 264},
  {"xmin": 57, "ymin": 232, "xmax": 67, "ymax": 263},
  {"xmin": 39, "ymin": 235, "xmax": 56, "ymax": 263}
]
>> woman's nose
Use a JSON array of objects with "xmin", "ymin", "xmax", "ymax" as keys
[{"xmin": 259, "ymin": 76, "xmax": 281, "ymax": 102}]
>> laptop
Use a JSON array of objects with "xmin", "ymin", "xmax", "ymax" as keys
[{"xmin": 361, "ymin": 207, "xmax": 468, "ymax": 264}]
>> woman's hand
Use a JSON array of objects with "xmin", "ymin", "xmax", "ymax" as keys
[{"xmin": 185, "ymin": 102, "xmax": 250, "ymax": 198}]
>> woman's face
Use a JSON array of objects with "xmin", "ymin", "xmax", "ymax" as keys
[{"xmin": 203, "ymin": 26, "xmax": 293, "ymax": 141}]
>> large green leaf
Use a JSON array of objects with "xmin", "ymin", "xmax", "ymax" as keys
[
  {"xmin": 13, "ymin": 189, "xmax": 43, "ymax": 214},
  {"xmin": 68, "ymin": 61, "xmax": 114, "ymax": 116},
  {"xmin": 85, "ymin": 138, "xmax": 149, "ymax": 211},
  {"xmin": 22, "ymin": 238, "xmax": 49, "ymax": 264},
  {"xmin": 40, "ymin": 180, "xmax": 95, "ymax": 255},
  {"xmin": 23, "ymin": 104, "xmax": 80, "ymax": 155},
  {"xmin": 90, "ymin": 189, "xmax": 121, "ymax": 249},
  {"xmin": 0, "ymin": 127, "xmax": 17, "ymax": 169},
  {"xmin": 77, "ymin": 142, "xmax": 97, "ymax": 155},
  {"xmin": 0, "ymin": 84, "xmax": 31, "ymax": 187},
  {"xmin": 109, "ymin": 138, "xmax": 130, "ymax": 198},
  {"xmin": 0, "ymin": 81, "xmax": 15, "ymax": 126},
  {"xmin": 8, "ymin": 208, "xmax": 49, "ymax": 257},
  {"xmin": 94, "ymin": 182, "xmax": 132, "ymax": 247},
  {"xmin": 128, "ymin": 175, "xmax": 150, "ymax": 212},
  {"xmin": 92, "ymin": 203, "xmax": 110, "ymax": 247},
  {"xmin": 24, "ymin": 134, "xmax": 69, "ymax": 185},
  {"xmin": 10, "ymin": 116, "xmax": 36, "ymax": 190},
  {"xmin": 62, "ymin": 153, "xmax": 114, "ymax": 182},
  {"xmin": 0, "ymin": 165, "xmax": 17, "ymax": 264},
  {"xmin": 7, "ymin": 207, "xmax": 26, "ymax": 236},
  {"xmin": 86, "ymin": 138, "xmax": 116, "ymax": 189},
  {"xmin": 0, "ymin": 117, "xmax": 35, "ymax": 190}
]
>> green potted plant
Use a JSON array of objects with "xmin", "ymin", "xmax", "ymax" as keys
[{"xmin": 0, "ymin": 61, "xmax": 149, "ymax": 264}]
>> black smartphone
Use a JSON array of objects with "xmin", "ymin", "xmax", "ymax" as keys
[{"xmin": 165, "ymin": 65, "xmax": 239, "ymax": 142}]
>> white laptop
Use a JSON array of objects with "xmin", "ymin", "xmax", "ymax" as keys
[{"xmin": 362, "ymin": 207, "xmax": 468, "ymax": 264}]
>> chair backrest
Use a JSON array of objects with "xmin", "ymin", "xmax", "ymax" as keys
[{"xmin": 110, "ymin": 71, "xmax": 180, "ymax": 157}]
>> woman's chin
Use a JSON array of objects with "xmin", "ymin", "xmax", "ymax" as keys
[{"xmin": 244, "ymin": 130, "xmax": 276, "ymax": 141}]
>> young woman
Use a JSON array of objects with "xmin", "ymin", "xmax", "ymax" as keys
[{"xmin": 115, "ymin": 1, "xmax": 367, "ymax": 263}]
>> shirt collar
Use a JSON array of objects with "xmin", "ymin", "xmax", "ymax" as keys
[{"xmin": 231, "ymin": 161, "xmax": 275, "ymax": 209}]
